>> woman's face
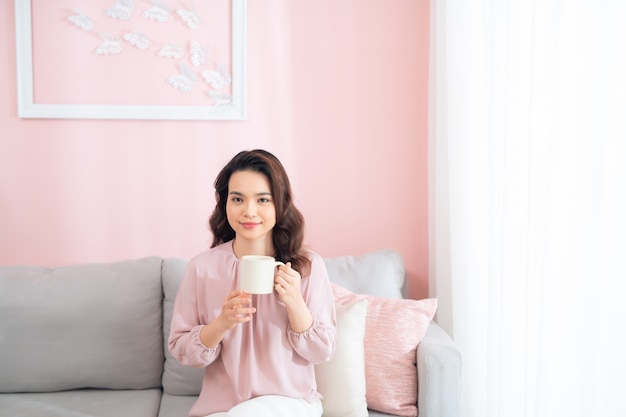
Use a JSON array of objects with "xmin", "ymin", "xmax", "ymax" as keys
[{"xmin": 226, "ymin": 170, "xmax": 277, "ymax": 245}]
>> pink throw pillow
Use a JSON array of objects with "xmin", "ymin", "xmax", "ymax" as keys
[{"xmin": 331, "ymin": 283, "xmax": 437, "ymax": 417}]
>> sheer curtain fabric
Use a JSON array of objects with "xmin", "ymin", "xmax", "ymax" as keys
[{"xmin": 429, "ymin": 1, "xmax": 626, "ymax": 417}]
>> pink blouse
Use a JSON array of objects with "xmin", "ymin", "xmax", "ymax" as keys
[{"xmin": 168, "ymin": 241, "xmax": 337, "ymax": 417}]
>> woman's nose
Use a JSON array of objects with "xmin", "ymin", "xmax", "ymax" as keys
[{"xmin": 244, "ymin": 202, "xmax": 256, "ymax": 217}]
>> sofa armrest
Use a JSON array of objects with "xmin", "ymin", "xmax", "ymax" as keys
[{"xmin": 416, "ymin": 322, "xmax": 462, "ymax": 417}]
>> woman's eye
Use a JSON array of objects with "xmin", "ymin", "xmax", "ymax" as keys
[
  {"xmin": 231, "ymin": 197, "xmax": 243, "ymax": 203},
  {"xmin": 259, "ymin": 197, "xmax": 271, "ymax": 203}
]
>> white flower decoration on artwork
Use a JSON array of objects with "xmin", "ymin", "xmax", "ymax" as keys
[
  {"xmin": 61, "ymin": 1, "xmax": 234, "ymax": 105},
  {"xmin": 123, "ymin": 32, "xmax": 151, "ymax": 50},
  {"xmin": 189, "ymin": 40, "xmax": 208, "ymax": 66},
  {"xmin": 143, "ymin": 0, "xmax": 171, "ymax": 23},
  {"xmin": 96, "ymin": 33, "xmax": 122, "ymax": 55},
  {"xmin": 67, "ymin": 10, "xmax": 94, "ymax": 31},
  {"xmin": 201, "ymin": 65, "xmax": 231, "ymax": 90},
  {"xmin": 176, "ymin": 3, "xmax": 199, "ymax": 29},
  {"xmin": 158, "ymin": 44, "xmax": 185, "ymax": 59},
  {"xmin": 167, "ymin": 62, "xmax": 198, "ymax": 93},
  {"xmin": 105, "ymin": 0, "xmax": 135, "ymax": 20}
]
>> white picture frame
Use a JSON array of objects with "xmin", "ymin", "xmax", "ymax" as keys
[{"xmin": 14, "ymin": 0, "xmax": 246, "ymax": 120}]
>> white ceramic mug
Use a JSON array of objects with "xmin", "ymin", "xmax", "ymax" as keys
[{"xmin": 239, "ymin": 255, "xmax": 285, "ymax": 294}]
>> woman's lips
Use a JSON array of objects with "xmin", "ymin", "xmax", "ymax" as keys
[{"xmin": 241, "ymin": 222, "xmax": 260, "ymax": 229}]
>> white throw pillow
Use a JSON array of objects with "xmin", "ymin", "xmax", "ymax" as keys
[{"xmin": 315, "ymin": 299, "xmax": 369, "ymax": 417}]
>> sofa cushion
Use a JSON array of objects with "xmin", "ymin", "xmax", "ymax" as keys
[
  {"xmin": 158, "ymin": 393, "xmax": 198, "ymax": 417},
  {"xmin": 161, "ymin": 258, "xmax": 204, "ymax": 395},
  {"xmin": 0, "ymin": 257, "xmax": 164, "ymax": 392},
  {"xmin": 332, "ymin": 283, "xmax": 437, "ymax": 417},
  {"xmin": 315, "ymin": 299, "xmax": 369, "ymax": 417},
  {"xmin": 324, "ymin": 250, "xmax": 405, "ymax": 299},
  {"xmin": 0, "ymin": 388, "xmax": 162, "ymax": 417}
]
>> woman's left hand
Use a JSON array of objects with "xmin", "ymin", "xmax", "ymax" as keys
[
  {"xmin": 274, "ymin": 262, "xmax": 304, "ymax": 307},
  {"xmin": 274, "ymin": 262, "xmax": 313, "ymax": 332}
]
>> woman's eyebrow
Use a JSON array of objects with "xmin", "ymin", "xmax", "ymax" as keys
[{"xmin": 228, "ymin": 191, "xmax": 272, "ymax": 196}]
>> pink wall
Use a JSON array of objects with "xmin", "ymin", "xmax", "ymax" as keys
[{"xmin": 0, "ymin": 1, "xmax": 430, "ymax": 299}]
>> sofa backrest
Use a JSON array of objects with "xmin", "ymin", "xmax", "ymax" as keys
[
  {"xmin": 160, "ymin": 249, "xmax": 407, "ymax": 396},
  {"xmin": 323, "ymin": 249, "xmax": 406, "ymax": 299},
  {"xmin": 0, "ymin": 257, "xmax": 164, "ymax": 393},
  {"xmin": 161, "ymin": 258, "xmax": 204, "ymax": 395}
]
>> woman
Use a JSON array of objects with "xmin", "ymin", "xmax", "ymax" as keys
[{"xmin": 169, "ymin": 149, "xmax": 337, "ymax": 417}]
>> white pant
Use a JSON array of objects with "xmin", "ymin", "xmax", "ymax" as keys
[{"xmin": 204, "ymin": 395, "xmax": 323, "ymax": 417}]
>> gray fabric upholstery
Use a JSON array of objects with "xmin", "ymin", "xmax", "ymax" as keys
[
  {"xmin": 0, "ymin": 389, "xmax": 162, "ymax": 417},
  {"xmin": 157, "ymin": 393, "xmax": 198, "ymax": 417},
  {"xmin": 417, "ymin": 323, "xmax": 463, "ymax": 417},
  {"xmin": 324, "ymin": 250, "xmax": 406, "ymax": 299},
  {"xmin": 161, "ymin": 258, "xmax": 204, "ymax": 395},
  {"xmin": 0, "ymin": 257, "xmax": 164, "ymax": 392}
]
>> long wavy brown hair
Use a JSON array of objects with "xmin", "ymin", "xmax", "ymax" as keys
[{"xmin": 208, "ymin": 150, "xmax": 311, "ymax": 277}]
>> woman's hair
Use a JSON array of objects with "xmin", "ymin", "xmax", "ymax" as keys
[{"xmin": 208, "ymin": 149, "xmax": 311, "ymax": 277}]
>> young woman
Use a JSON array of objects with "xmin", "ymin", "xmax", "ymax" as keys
[{"xmin": 168, "ymin": 150, "xmax": 337, "ymax": 417}]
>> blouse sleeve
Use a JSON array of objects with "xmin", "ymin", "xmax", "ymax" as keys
[
  {"xmin": 286, "ymin": 253, "xmax": 337, "ymax": 365},
  {"xmin": 168, "ymin": 259, "xmax": 221, "ymax": 368}
]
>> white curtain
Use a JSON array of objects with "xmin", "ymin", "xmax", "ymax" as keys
[{"xmin": 429, "ymin": 1, "xmax": 626, "ymax": 417}]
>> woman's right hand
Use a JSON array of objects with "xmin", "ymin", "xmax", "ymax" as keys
[
  {"xmin": 200, "ymin": 290, "xmax": 256, "ymax": 348},
  {"xmin": 218, "ymin": 290, "xmax": 256, "ymax": 330}
]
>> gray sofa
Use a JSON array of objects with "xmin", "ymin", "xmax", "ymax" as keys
[{"xmin": 0, "ymin": 250, "xmax": 461, "ymax": 417}]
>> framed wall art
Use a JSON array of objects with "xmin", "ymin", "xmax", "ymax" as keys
[{"xmin": 15, "ymin": 0, "xmax": 246, "ymax": 120}]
